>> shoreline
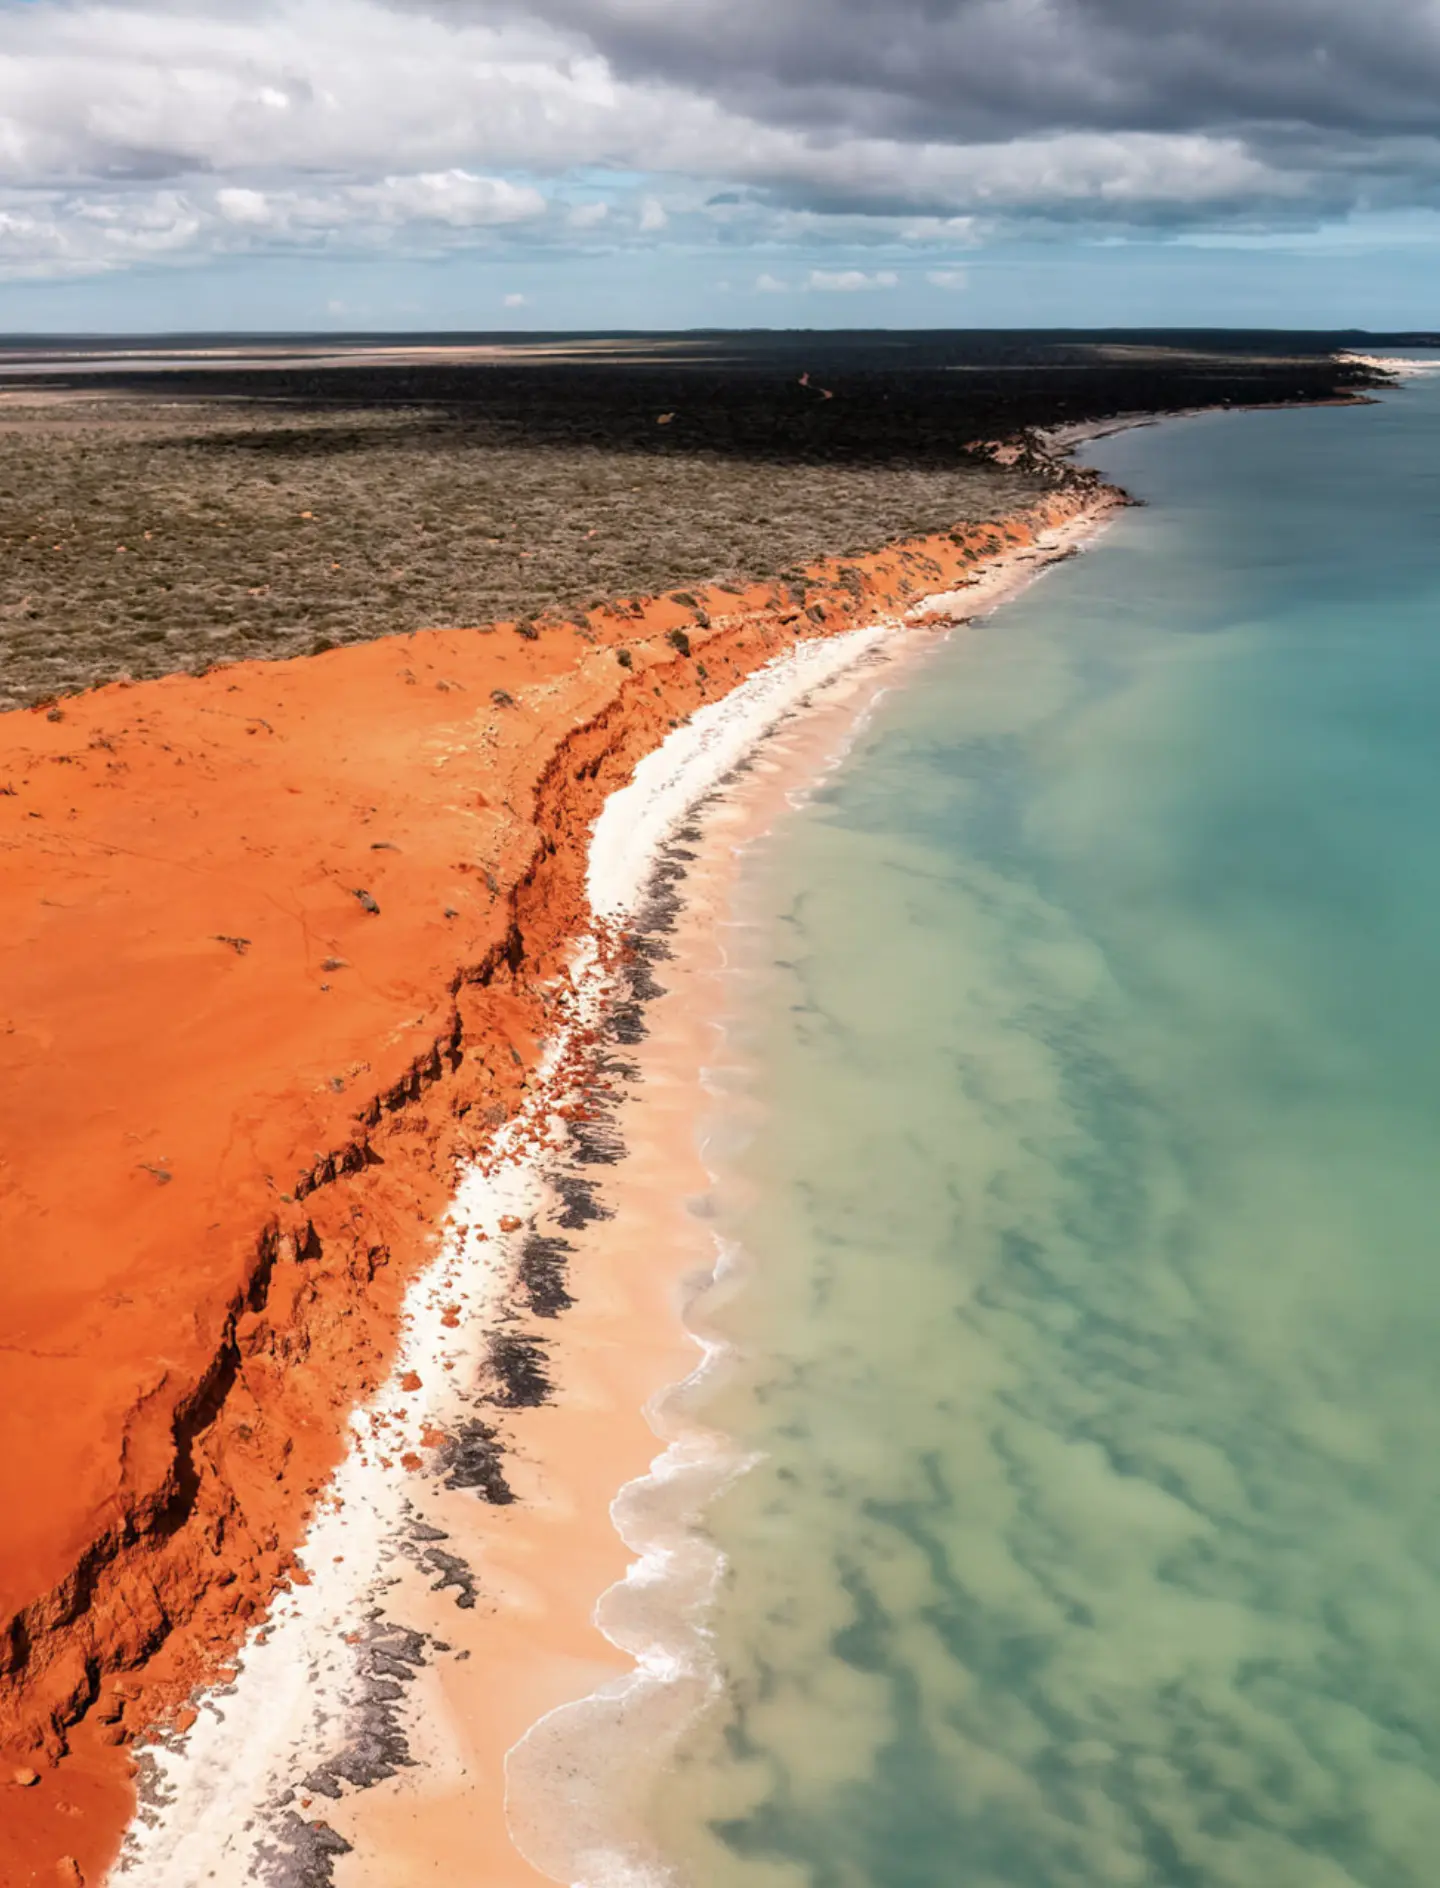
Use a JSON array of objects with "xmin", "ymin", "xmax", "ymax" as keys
[
  {"xmin": 123, "ymin": 497, "xmax": 1111, "ymax": 1887},
  {"xmin": 0, "ymin": 484, "xmax": 1111, "ymax": 1885},
  {"xmin": 504, "ymin": 495, "xmax": 1123, "ymax": 1888},
  {"xmin": 502, "ymin": 626, "xmax": 944, "ymax": 1888},
  {"xmin": 110, "ymin": 621, "xmax": 929, "ymax": 1885}
]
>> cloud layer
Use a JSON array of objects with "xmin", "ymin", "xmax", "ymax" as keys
[
  {"xmin": 0, "ymin": 0, "xmax": 1436, "ymax": 282},
  {"xmin": 518, "ymin": 0, "xmax": 1440, "ymax": 144}
]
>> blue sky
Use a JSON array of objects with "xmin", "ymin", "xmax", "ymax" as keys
[{"xmin": 1, "ymin": 0, "xmax": 1438, "ymax": 333}]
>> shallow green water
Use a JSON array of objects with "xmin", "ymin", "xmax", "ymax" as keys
[{"xmin": 654, "ymin": 370, "xmax": 1440, "ymax": 1888}]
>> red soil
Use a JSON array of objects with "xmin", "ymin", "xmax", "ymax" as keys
[{"xmin": 0, "ymin": 492, "xmax": 1094, "ymax": 1883}]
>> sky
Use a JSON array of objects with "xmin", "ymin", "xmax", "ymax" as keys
[{"xmin": 1, "ymin": 0, "xmax": 1439, "ymax": 332}]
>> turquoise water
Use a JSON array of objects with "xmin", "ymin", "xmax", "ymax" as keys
[{"xmin": 652, "ymin": 369, "xmax": 1440, "ymax": 1888}]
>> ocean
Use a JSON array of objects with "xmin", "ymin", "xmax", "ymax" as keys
[{"xmin": 602, "ymin": 365, "xmax": 1440, "ymax": 1888}]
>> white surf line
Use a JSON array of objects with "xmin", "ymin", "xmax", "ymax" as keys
[
  {"xmin": 905, "ymin": 503, "xmax": 1117, "ymax": 629},
  {"xmin": 588, "ymin": 507, "xmax": 1111, "ymax": 931},
  {"xmin": 1337, "ymin": 352, "xmax": 1440, "ymax": 377},
  {"xmin": 504, "ymin": 631, "xmax": 918, "ymax": 1888},
  {"xmin": 587, "ymin": 620, "xmax": 894, "ymax": 922}
]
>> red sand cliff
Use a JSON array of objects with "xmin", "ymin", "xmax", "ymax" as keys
[{"xmin": 0, "ymin": 490, "xmax": 1101, "ymax": 1881}]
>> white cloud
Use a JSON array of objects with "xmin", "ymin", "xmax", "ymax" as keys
[
  {"xmin": 503, "ymin": 290, "xmax": 527, "ymax": 306},
  {"xmin": 0, "ymin": 0, "xmax": 1388, "ymax": 287},
  {"xmin": 215, "ymin": 187, "xmax": 272, "ymax": 226},
  {"xmin": 903, "ymin": 215, "xmax": 981, "ymax": 244},
  {"xmin": 0, "ymin": 168, "xmax": 547, "ymax": 280},
  {"xmin": 0, "ymin": 2, "xmax": 1321, "ymax": 217},
  {"xmin": 0, "ymin": 186, "xmax": 208, "ymax": 277},
  {"xmin": 351, "ymin": 170, "xmax": 545, "ymax": 228},
  {"xmin": 754, "ymin": 270, "xmax": 788, "ymax": 292},
  {"xmin": 927, "ymin": 267, "xmax": 968, "ymax": 289},
  {"xmin": 808, "ymin": 268, "xmax": 898, "ymax": 291},
  {"xmin": 0, "ymin": 2, "xmax": 609, "ymax": 185}
]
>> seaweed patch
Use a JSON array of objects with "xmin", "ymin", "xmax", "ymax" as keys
[
  {"xmin": 487, "ymin": 1332, "xmax": 552, "ymax": 1408},
  {"xmin": 518, "ymin": 1233, "xmax": 575, "ymax": 1318},
  {"xmin": 436, "ymin": 1417, "xmax": 514, "ymax": 1504}
]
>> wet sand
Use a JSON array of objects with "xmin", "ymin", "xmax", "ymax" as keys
[{"xmin": 326, "ymin": 655, "xmax": 920, "ymax": 1887}]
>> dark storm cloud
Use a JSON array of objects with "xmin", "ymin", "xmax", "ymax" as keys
[{"xmin": 498, "ymin": 0, "xmax": 1440, "ymax": 146}]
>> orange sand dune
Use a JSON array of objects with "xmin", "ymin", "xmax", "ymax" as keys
[{"xmin": 0, "ymin": 489, "xmax": 1097, "ymax": 1884}]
